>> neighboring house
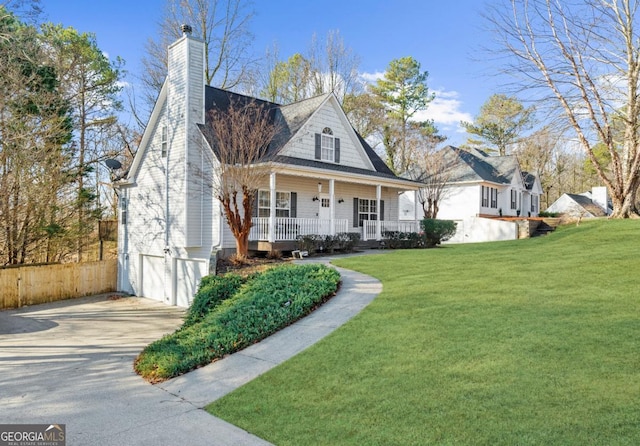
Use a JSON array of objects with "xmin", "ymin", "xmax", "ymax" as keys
[
  {"xmin": 116, "ymin": 28, "xmax": 420, "ymax": 307},
  {"xmin": 546, "ymin": 187, "xmax": 611, "ymax": 218},
  {"xmin": 400, "ymin": 146, "xmax": 543, "ymax": 243}
]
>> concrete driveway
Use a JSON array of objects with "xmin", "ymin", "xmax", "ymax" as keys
[
  {"xmin": 0, "ymin": 294, "xmax": 269, "ymax": 446},
  {"xmin": 0, "ymin": 258, "xmax": 383, "ymax": 445}
]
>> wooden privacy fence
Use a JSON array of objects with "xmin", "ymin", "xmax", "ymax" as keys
[{"xmin": 0, "ymin": 259, "xmax": 118, "ymax": 309}]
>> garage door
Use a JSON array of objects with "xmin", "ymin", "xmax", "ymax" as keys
[
  {"xmin": 141, "ymin": 255, "xmax": 165, "ymax": 302},
  {"xmin": 175, "ymin": 259, "xmax": 207, "ymax": 307}
]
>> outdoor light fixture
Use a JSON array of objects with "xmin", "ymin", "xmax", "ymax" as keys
[
  {"xmin": 312, "ymin": 196, "xmax": 319, "ymax": 202},
  {"xmin": 338, "ymin": 198, "xmax": 344, "ymax": 203}
]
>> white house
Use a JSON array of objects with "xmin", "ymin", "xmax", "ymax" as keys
[
  {"xmin": 546, "ymin": 186, "xmax": 611, "ymax": 218},
  {"xmin": 400, "ymin": 146, "xmax": 543, "ymax": 243},
  {"xmin": 115, "ymin": 27, "xmax": 420, "ymax": 307}
]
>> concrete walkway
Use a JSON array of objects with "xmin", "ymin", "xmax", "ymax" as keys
[{"xmin": 0, "ymin": 256, "xmax": 382, "ymax": 445}]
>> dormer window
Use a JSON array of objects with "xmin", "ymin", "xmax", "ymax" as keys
[
  {"xmin": 315, "ymin": 127, "xmax": 341, "ymax": 163},
  {"xmin": 321, "ymin": 127, "xmax": 334, "ymax": 161}
]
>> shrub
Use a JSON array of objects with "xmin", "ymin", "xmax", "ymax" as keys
[
  {"xmin": 538, "ymin": 211, "xmax": 560, "ymax": 218},
  {"xmin": 296, "ymin": 234, "xmax": 322, "ymax": 253},
  {"xmin": 134, "ymin": 264, "xmax": 341, "ymax": 382},
  {"xmin": 296, "ymin": 232, "xmax": 360, "ymax": 254},
  {"xmin": 183, "ymin": 273, "xmax": 245, "ymax": 327},
  {"xmin": 421, "ymin": 219, "xmax": 457, "ymax": 247},
  {"xmin": 382, "ymin": 231, "xmax": 426, "ymax": 249},
  {"xmin": 335, "ymin": 232, "xmax": 360, "ymax": 252}
]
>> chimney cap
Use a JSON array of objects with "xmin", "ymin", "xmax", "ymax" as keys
[{"xmin": 181, "ymin": 24, "xmax": 192, "ymax": 35}]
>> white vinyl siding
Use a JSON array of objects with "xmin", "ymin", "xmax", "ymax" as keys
[{"xmin": 278, "ymin": 99, "xmax": 373, "ymax": 170}]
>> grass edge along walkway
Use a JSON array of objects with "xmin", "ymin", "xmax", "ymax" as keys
[{"xmin": 207, "ymin": 220, "xmax": 640, "ymax": 446}]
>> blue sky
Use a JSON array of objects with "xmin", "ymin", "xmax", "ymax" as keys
[{"xmin": 41, "ymin": 0, "xmax": 500, "ymax": 145}]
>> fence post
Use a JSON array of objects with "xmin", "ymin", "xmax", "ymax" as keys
[{"xmin": 17, "ymin": 273, "xmax": 22, "ymax": 308}]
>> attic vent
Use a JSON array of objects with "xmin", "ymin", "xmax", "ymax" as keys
[{"xmin": 181, "ymin": 24, "xmax": 192, "ymax": 35}]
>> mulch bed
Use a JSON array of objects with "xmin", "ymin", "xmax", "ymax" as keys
[{"xmin": 216, "ymin": 256, "xmax": 292, "ymax": 276}]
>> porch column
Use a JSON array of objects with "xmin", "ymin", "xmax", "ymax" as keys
[
  {"xmin": 414, "ymin": 189, "xmax": 420, "ymax": 229},
  {"xmin": 268, "ymin": 172, "xmax": 276, "ymax": 243},
  {"xmin": 329, "ymin": 179, "xmax": 335, "ymax": 235},
  {"xmin": 376, "ymin": 184, "xmax": 382, "ymax": 241}
]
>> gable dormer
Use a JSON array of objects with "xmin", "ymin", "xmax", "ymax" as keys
[{"xmin": 279, "ymin": 94, "xmax": 375, "ymax": 171}]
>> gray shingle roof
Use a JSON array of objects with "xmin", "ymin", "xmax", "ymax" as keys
[
  {"xmin": 442, "ymin": 146, "xmax": 521, "ymax": 185},
  {"xmin": 566, "ymin": 193, "xmax": 607, "ymax": 217},
  {"xmin": 272, "ymin": 155, "xmax": 407, "ymax": 181},
  {"xmin": 522, "ymin": 172, "xmax": 537, "ymax": 191},
  {"xmin": 200, "ymin": 86, "xmax": 396, "ymax": 177}
]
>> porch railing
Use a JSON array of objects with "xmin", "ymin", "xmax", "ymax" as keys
[
  {"xmin": 250, "ymin": 217, "xmax": 349, "ymax": 241},
  {"xmin": 362, "ymin": 220, "xmax": 421, "ymax": 241}
]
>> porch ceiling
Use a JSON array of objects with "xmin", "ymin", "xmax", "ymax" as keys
[{"xmin": 271, "ymin": 162, "xmax": 421, "ymax": 190}]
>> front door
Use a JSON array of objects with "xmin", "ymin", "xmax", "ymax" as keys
[{"xmin": 318, "ymin": 194, "xmax": 330, "ymax": 234}]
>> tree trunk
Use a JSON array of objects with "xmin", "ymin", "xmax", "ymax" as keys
[
  {"xmin": 235, "ymin": 232, "xmax": 250, "ymax": 260},
  {"xmin": 610, "ymin": 192, "xmax": 640, "ymax": 218}
]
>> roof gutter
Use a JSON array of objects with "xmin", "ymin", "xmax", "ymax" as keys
[{"xmin": 269, "ymin": 163, "xmax": 422, "ymax": 190}]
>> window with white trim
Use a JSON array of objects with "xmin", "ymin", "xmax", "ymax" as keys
[
  {"xmin": 482, "ymin": 186, "xmax": 489, "ymax": 207},
  {"xmin": 258, "ymin": 190, "xmax": 290, "ymax": 217},
  {"xmin": 358, "ymin": 198, "xmax": 378, "ymax": 227},
  {"xmin": 510, "ymin": 189, "xmax": 518, "ymax": 209},
  {"xmin": 120, "ymin": 197, "xmax": 127, "ymax": 225},
  {"xmin": 531, "ymin": 195, "xmax": 538, "ymax": 213},
  {"xmin": 161, "ymin": 126, "xmax": 167, "ymax": 158},
  {"xmin": 321, "ymin": 127, "xmax": 335, "ymax": 162},
  {"xmin": 482, "ymin": 186, "xmax": 498, "ymax": 209}
]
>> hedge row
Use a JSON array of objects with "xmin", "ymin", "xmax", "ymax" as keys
[
  {"xmin": 383, "ymin": 219, "xmax": 457, "ymax": 249},
  {"xmin": 296, "ymin": 232, "xmax": 361, "ymax": 254},
  {"xmin": 134, "ymin": 264, "xmax": 341, "ymax": 382}
]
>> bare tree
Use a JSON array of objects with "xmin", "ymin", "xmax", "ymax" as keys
[
  {"xmin": 411, "ymin": 146, "xmax": 454, "ymax": 219},
  {"xmin": 513, "ymin": 125, "xmax": 562, "ymax": 206},
  {"xmin": 488, "ymin": 0, "xmax": 640, "ymax": 218},
  {"xmin": 259, "ymin": 30, "xmax": 361, "ymax": 105},
  {"xmin": 308, "ymin": 30, "xmax": 362, "ymax": 103},
  {"xmin": 205, "ymin": 98, "xmax": 280, "ymax": 260},
  {"xmin": 141, "ymin": 0, "xmax": 255, "ymax": 110}
]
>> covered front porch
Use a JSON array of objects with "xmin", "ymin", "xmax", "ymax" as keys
[
  {"xmin": 249, "ymin": 217, "xmax": 421, "ymax": 242},
  {"xmin": 244, "ymin": 170, "xmax": 421, "ymax": 249}
]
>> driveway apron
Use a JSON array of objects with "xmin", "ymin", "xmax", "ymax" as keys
[{"xmin": 0, "ymin": 295, "xmax": 268, "ymax": 445}]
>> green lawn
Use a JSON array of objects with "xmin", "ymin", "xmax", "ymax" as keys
[{"xmin": 207, "ymin": 220, "xmax": 640, "ymax": 445}]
